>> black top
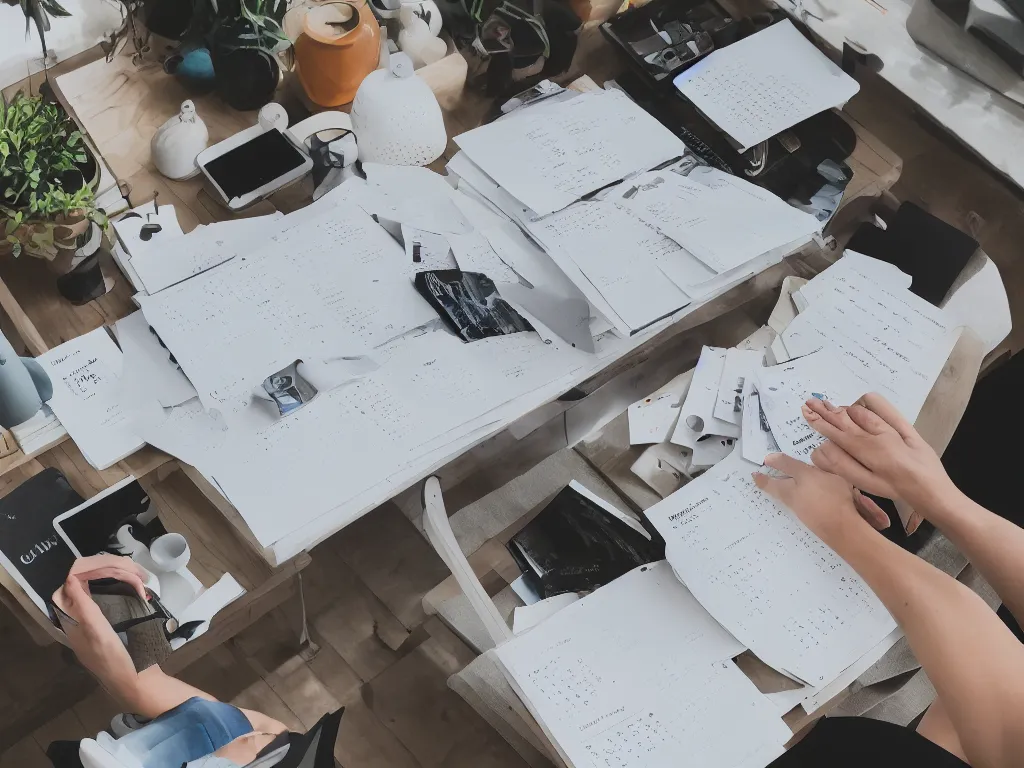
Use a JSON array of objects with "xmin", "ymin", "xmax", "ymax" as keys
[{"xmin": 771, "ymin": 717, "xmax": 969, "ymax": 768}]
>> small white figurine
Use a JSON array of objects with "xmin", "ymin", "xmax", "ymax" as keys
[
  {"xmin": 151, "ymin": 101, "xmax": 210, "ymax": 181},
  {"xmin": 397, "ymin": 1, "xmax": 446, "ymax": 68}
]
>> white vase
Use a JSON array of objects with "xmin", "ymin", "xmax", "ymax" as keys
[{"xmin": 151, "ymin": 101, "xmax": 210, "ymax": 181}]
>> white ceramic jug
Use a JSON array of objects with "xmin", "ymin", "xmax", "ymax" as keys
[{"xmin": 151, "ymin": 101, "xmax": 210, "ymax": 180}]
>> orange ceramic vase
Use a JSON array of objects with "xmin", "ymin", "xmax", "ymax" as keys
[{"xmin": 295, "ymin": 1, "xmax": 381, "ymax": 108}]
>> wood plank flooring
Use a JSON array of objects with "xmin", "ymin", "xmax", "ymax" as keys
[{"xmin": 0, "ymin": 503, "xmax": 529, "ymax": 768}]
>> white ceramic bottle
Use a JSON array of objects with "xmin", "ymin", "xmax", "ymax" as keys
[{"xmin": 151, "ymin": 100, "xmax": 210, "ymax": 180}]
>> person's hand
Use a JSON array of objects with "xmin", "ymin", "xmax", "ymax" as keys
[
  {"xmin": 753, "ymin": 453, "xmax": 889, "ymax": 550},
  {"xmin": 51, "ymin": 555, "xmax": 150, "ymax": 686},
  {"xmin": 802, "ymin": 393, "xmax": 955, "ymax": 510}
]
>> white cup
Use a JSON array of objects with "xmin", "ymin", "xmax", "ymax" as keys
[{"xmin": 149, "ymin": 533, "xmax": 191, "ymax": 573}]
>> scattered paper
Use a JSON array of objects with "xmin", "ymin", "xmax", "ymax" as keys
[
  {"xmin": 169, "ymin": 573, "xmax": 246, "ymax": 650},
  {"xmin": 40, "ymin": 327, "xmax": 145, "ymax": 470},
  {"xmin": 511, "ymin": 592, "xmax": 579, "ymax": 634},
  {"xmin": 619, "ymin": 169, "xmax": 821, "ymax": 275},
  {"xmin": 455, "ymin": 89, "xmax": 686, "ymax": 217},
  {"xmin": 671, "ymin": 347, "xmax": 741, "ymax": 448},
  {"xmin": 740, "ymin": 390, "xmax": 779, "ymax": 466},
  {"xmin": 128, "ymin": 213, "xmax": 284, "ymax": 294},
  {"xmin": 647, "ymin": 455, "xmax": 897, "ymax": 685},
  {"xmin": 527, "ymin": 200, "xmax": 691, "ymax": 334},
  {"xmin": 138, "ymin": 205, "xmax": 437, "ymax": 427},
  {"xmin": 116, "ymin": 311, "xmax": 197, "ymax": 409},
  {"xmin": 401, "ymin": 225, "xmax": 457, "ymax": 274},
  {"xmin": 691, "ymin": 435, "xmax": 736, "ymax": 469},
  {"xmin": 713, "ymin": 347, "xmax": 764, "ymax": 426},
  {"xmin": 783, "ymin": 254, "xmax": 960, "ymax": 423},
  {"xmin": 756, "ymin": 348, "xmax": 871, "ymax": 463},
  {"xmin": 673, "ymin": 19, "xmax": 860, "ymax": 151},
  {"xmin": 496, "ymin": 563, "xmax": 789, "ymax": 768},
  {"xmin": 628, "ymin": 391, "xmax": 681, "ymax": 445},
  {"xmin": 448, "ymin": 230, "xmax": 520, "ymax": 284}
]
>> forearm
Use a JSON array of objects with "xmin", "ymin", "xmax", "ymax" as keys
[
  {"xmin": 918, "ymin": 483, "xmax": 1024, "ymax": 625},
  {"xmin": 837, "ymin": 524, "xmax": 1024, "ymax": 768}
]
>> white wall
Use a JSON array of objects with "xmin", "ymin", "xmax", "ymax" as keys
[{"xmin": 1, "ymin": 0, "xmax": 123, "ymax": 89}]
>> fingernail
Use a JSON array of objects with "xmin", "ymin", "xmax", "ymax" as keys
[
  {"xmin": 824, "ymin": 400, "xmax": 840, "ymax": 412},
  {"xmin": 802, "ymin": 405, "xmax": 819, "ymax": 421},
  {"xmin": 805, "ymin": 398, "xmax": 820, "ymax": 406}
]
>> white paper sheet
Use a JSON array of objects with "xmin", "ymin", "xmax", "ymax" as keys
[
  {"xmin": 40, "ymin": 327, "xmax": 145, "ymax": 470},
  {"xmin": 496, "ymin": 563, "xmax": 789, "ymax": 768},
  {"xmin": 128, "ymin": 213, "xmax": 284, "ymax": 294},
  {"xmin": 527, "ymin": 200, "xmax": 691, "ymax": 334},
  {"xmin": 401, "ymin": 225, "xmax": 457, "ymax": 274},
  {"xmin": 691, "ymin": 435, "xmax": 736, "ymax": 469},
  {"xmin": 673, "ymin": 19, "xmax": 860, "ymax": 151},
  {"xmin": 448, "ymin": 231, "xmax": 520, "ymax": 284},
  {"xmin": 647, "ymin": 456, "xmax": 897, "ymax": 685},
  {"xmin": 116, "ymin": 311, "xmax": 197, "ymax": 409},
  {"xmin": 714, "ymin": 347, "xmax": 764, "ymax": 426},
  {"xmin": 740, "ymin": 390, "xmax": 779, "ymax": 467},
  {"xmin": 511, "ymin": 592, "xmax": 579, "ymax": 634},
  {"xmin": 138, "ymin": 205, "xmax": 436, "ymax": 427},
  {"xmin": 207, "ymin": 329, "xmax": 586, "ymax": 547},
  {"xmin": 169, "ymin": 573, "xmax": 246, "ymax": 650},
  {"xmin": 755, "ymin": 348, "xmax": 872, "ymax": 464},
  {"xmin": 618, "ymin": 169, "xmax": 821, "ymax": 275},
  {"xmin": 454, "ymin": 89, "xmax": 686, "ymax": 217},
  {"xmin": 671, "ymin": 347, "xmax": 741, "ymax": 448},
  {"xmin": 782, "ymin": 255, "xmax": 961, "ymax": 424},
  {"xmin": 628, "ymin": 391, "xmax": 681, "ymax": 445},
  {"xmin": 362, "ymin": 162, "xmax": 472, "ymax": 235}
]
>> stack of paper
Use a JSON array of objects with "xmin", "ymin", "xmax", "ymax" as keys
[
  {"xmin": 646, "ymin": 455, "xmax": 898, "ymax": 687},
  {"xmin": 448, "ymin": 88, "xmax": 822, "ymax": 336},
  {"xmin": 673, "ymin": 19, "xmax": 860, "ymax": 152},
  {"xmin": 495, "ymin": 562, "xmax": 791, "ymax": 768},
  {"xmin": 39, "ymin": 327, "xmax": 145, "ymax": 470},
  {"xmin": 778, "ymin": 253, "xmax": 961, "ymax": 425}
]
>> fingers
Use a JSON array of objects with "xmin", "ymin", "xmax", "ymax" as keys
[
  {"xmin": 853, "ymin": 490, "xmax": 891, "ymax": 531},
  {"xmin": 752, "ymin": 471, "xmax": 794, "ymax": 504},
  {"xmin": 855, "ymin": 392, "xmax": 916, "ymax": 439},
  {"xmin": 764, "ymin": 452, "xmax": 811, "ymax": 479},
  {"xmin": 800, "ymin": 405, "xmax": 855, "ymax": 450},
  {"xmin": 805, "ymin": 398, "xmax": 865, "ymax": 436},
  {"xmin": 69, "ymin": 554, "xmax": 146, "ymax": 580},
  {"xmin": 811, "ymin": 441, "xmax": 880, "ymax": 492}
]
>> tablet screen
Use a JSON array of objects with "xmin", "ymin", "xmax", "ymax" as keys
[{"xmin": 204, "ymin": 129, "xmax": 307, "ymax": 200}]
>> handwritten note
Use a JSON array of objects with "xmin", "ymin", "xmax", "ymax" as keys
[
  {"xmin": 495, "ymin": 563, "xmax": 790, "ymax": 768},
  {"xmin": 207, "ymin": 329, "xmax": 587, "ymax": 547},
  {"xmin": 617, "ymin": 169, "xmax": 820, "ymax": 275},
  {"xmin": 646, "ymin": 456, "xmax": 897, "ymax": 684},
  {"xmin": 138, "ymin": 205, "xmax": 437, "ymax": 427},
  {"xmin": 782, "ymin": 254, "xmax": 960, "ymax": 423},
  {"xmin": 454, "ymin": 89, "xmax": 686, "ymax": 216},
  {"xmin": 673, "ymin": 20, "xmax": 860, "ymax": 151},
  {"xmin": 40, "ymin": 327, "xmax": 145, "ymax": 470},
  {"xmin": 528, "ymin": 200, "xmax": 691, "ymax": 334}
]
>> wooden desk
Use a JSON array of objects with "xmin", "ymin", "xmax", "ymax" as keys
[{"xmin": 0, "ymin": 29, "xmax": 899, "ymax": 646}]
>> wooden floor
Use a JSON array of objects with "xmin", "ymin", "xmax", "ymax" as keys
[{"xmin": 5, "ymin": 29, "xmax": 1024, "ymax": 768}]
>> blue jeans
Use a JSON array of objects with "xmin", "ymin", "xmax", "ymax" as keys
[{"xmin": 116, "ymin": 698, "xmax": 253, "ymax": 768}]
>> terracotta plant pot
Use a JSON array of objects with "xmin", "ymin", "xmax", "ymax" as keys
[{"xmin": 1, "ymin": 210, "xmax": 92, "ymax": 262}]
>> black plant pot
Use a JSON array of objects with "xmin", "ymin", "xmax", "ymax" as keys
[{"xmin": 214, "ymin": 47, "xmax": 281, "ymax": 111}]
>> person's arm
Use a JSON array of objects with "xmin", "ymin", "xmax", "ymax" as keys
[
  {"xmin": 804, "ymin": 393, "xmax": 1024, "ymax": 626},
  {"xmin": 755, "ymin": 455, "xmax": 1024, "ymax": 768},
  {"xmin": 53, "ymin": 556, "xmax": 285, "ymax": 734}
]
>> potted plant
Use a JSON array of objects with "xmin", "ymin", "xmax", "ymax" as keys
[{"xmin": 0, "ymin": 92, "xmax": 106, "ymax": 267}]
